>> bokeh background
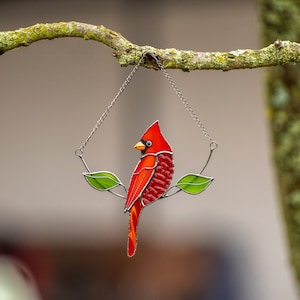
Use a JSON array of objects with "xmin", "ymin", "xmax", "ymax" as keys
[{"xmin": 0, "ymin": 0, "xmax": 298, "ymax": 299}]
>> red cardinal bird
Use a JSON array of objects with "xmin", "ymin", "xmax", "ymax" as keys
[{"xmin": 125, "ymin": 121, "xmax": 174, "ymax": 257}]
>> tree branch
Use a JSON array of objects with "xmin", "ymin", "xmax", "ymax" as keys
[{"xmin": 1, "ymin": 21, "xmax": 300, "ymax": 71}]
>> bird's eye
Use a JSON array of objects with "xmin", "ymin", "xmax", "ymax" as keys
[{"xmin": 145, "ymin": 140, "xmax": 152, "ymax": 147}]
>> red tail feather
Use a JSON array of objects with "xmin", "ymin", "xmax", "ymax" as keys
[{"xmin": 127, "ymin": 201, "xmax": 143, "ymax": 257}]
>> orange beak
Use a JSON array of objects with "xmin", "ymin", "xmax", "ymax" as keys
[{"xmin": 134, "ymin": 141, "xmax": 145, "ymax": 151}]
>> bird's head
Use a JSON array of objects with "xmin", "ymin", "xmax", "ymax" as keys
[{"xmin": 134, "ymin": 121, "xmax": 172, "ymax": 155}]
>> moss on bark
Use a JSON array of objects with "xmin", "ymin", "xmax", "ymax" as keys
[
  {"xmin": 1, "ymin": 22, "xmax": 300, "ymax": 71},
  {"xmin": 261, "ymin": 0, "xmax": 300, "ymax": 289}
]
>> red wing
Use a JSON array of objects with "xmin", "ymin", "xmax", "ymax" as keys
[{"xmin": 125, "ymin": 155, "xmax": 157, "ymax": 211}]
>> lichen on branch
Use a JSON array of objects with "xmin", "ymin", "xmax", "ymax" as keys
[{"xmin": 0, "ymin": 21, "xmax": 300, "ymax": 71}]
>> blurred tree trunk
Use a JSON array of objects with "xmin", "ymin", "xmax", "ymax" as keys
[{"xmin": 260, "ymin": 0, "xmax": 300, "ymax": 291}]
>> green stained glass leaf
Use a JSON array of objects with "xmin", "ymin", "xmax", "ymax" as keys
[
  {"xmin": 176, "ymin": 173, "xmax": 213, "ymax": 195},
  {"xmin": 83, "ymin": 171, "xmax": 122, "ymax": 191}
]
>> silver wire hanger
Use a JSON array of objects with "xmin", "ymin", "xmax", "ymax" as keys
[{"xmin": 75, "ymin": 51, "xmax": 218, "ymax": 198}]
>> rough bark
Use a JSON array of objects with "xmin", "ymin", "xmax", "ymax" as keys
[
  {"xmin": 0, "ymin": 22, "xmax": 300, "ymax": 71},
  {"xmin": 260, "ymin": 0, "xmax": 300, "ymax": 291}
]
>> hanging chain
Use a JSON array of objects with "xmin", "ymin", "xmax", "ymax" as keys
[
  {"xmin": 75, "ymin": 51, "xmax": 217, "ymax": 166},
  {"xmin": 75, "ymin": 53, "xmax": 148, "ymax": 158},
  {"xmin": 147, "ymin": 52, "xmax": 217, "ymax": 150}
]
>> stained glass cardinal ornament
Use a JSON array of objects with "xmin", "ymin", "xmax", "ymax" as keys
[
  {"xmin": 75, "ymin": 52, "xmax": 217, "ymax": 257},
  {"xmin": 125, "ymin": 121, "xmax": 174, "ymax": 256},
  {"xmin": 80, "ymin": 120, "xmax": 215, "ymax": 257}
]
